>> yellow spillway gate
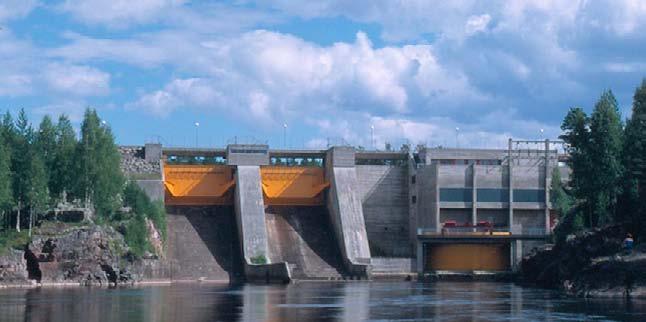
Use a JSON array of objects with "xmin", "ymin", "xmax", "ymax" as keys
[
  {"xmin": 164, "ymin": 164, "xmax": 235, "ymax": 206},
  {"xmin": 260, "ymin": 166, "xmax": 329, "ymax": 206},
  {"xmin": 425, "ymin": 243, "xmax": 510, "ymax": 271}
]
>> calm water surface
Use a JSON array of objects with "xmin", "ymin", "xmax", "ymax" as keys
[{"xmin": 0, "ymin": 282, "xmax": 644, "ymax": 321}]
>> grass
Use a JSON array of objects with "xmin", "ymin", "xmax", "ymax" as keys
[
  {"xmin": 0, "ymin": 230, "xmax": 31, "ymax": 255},
  {"xmin": 250, "ymin": 254, "xmax": 267, "ymax": 265}
]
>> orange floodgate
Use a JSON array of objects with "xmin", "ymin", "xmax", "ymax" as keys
[
  {"xmin": 164, "ymin": 164, "xmax": 235, "ymax": 205},
  {"xmin": 260, "ymin": 166, "xmax": 329, "ymax": 206}
]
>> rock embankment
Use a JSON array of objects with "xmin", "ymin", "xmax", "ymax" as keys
[
  {"xmin": 520, "ymin": 225, "xmax": 646, "ymax": 298},
  {"xmin": 0, "ymin": 223, "xmax": 167, "ymax": 287},
  {"xmin": 119, "ymin": 146, "xmax": 161, "ymax": 176}
]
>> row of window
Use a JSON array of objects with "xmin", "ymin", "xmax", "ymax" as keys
[
  {"xmin": 166, "ymin": 155, "xmax": 227, "ymax": 165},
  {"xmin": 432, "ymin": 159, "xmax": 502, "ymax": 166},
  {"xmin": 270, "ymin": 157, "xmax": 324, "ymax": 167},
  {"xmin": 439, "ymin": 188, "xmax": 546, "ymax": 203}
]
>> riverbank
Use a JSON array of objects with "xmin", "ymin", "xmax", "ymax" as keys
[
  {"xmin": 519, "ymin": 225, "xmax": 646, "ymax": 298},
  {"xmin": 0, "ymin": 222, "xmax": 167, "ymax": 287}
]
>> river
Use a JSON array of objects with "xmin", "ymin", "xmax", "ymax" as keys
[{"xmin": 0, "ymin": 281, "xmax": 644, "ymax": 321}]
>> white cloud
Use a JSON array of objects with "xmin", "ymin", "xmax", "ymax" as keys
[
  {"xmin": 118, "ymin": 31, "xmax": 482, "ymax": 126},
  {"xmin": 60, "ymin": 0, "xmax": 186, "ymax": 27},
  {"xmin": 0, "ymin": 0, "xmax": 38, "ymax": 23},
  {"xmin": 44, "ymin": 63, "xmax": 110, "ymax": 96},
  {"xmin": 32, "ymin": 100, "xmax": 88, "ymax": 122},
  {"xmin": 465, "ymin": 14, "xmax": 491, "ymax": 35},
  {"xmin": 126, "ymin": 78, "xmax": 222, "ymax": 117}
]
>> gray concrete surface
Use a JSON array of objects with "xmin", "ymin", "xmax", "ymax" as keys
[
  {"xmin": 356, "ymin": 165, "xmax": 412, "ymax": 257},
  {"xmin": 166, "ymin": 206, "xmax": 243, "ymax": 281},
  {"xmin": 135, "ymin": 180, "xmax": 164, "ymax": 202},
  {"xmin": 325, "ymin": 147, "xmax": 371, "ymax": 277},
  {"xmin": 265, "ymin": 206, "xmax": 344, "ymax": 279},
  {"xmin": 234, "ymin": 166, "xmax": 270, "ymax": 262}
]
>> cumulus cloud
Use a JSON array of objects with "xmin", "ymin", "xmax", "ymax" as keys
[
  {"xmin": 120, "ymin": 31, "xmax": 481, "ymax": 125},
  {"xmin": 44, "ymin": 63, "xmax": 110, "ymax": 96},
  {"xmin": 126, "ymin": 78, "xmax": 221, "ymax": 117}
]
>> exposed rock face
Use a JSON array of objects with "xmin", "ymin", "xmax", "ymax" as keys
[
  {"xmin": 0, "ymin": 250, "xmax": 28, "ymax": 286},
  {"xmin": 119, "ymin": 146, "xmax": 161, "ymax": 175},
  {"xmin": 520, "ymin": 225, "xmax": 646, "ymax": 298},
  {"xmin": 0, "ymin": 223, "xmax": 169, "ymax": 286}
]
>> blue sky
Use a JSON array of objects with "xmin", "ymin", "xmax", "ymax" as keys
[{"xmin": 1, "ymin": 1, "xmax": 646, "ymax": 149}]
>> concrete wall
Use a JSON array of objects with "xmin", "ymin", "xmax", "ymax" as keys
[
  {"xmin": 512, "ymin": 209, "xmax": 545, "ymax": 233},
  {"xmin": 439, "ymin": 209, "xmax": 471, "ymax": 225},
  {"xmin": 233, "ymin": 166, "xmax": 270, "ymax": 262},
  {"xmin": 325, "ymin": 147, "xmax": 371, "ymax": 277},
  {"xmin": 227, "ymin": 144, "xmax": 269, "ymax": 166},
  {"xmin": 475, "ymin": 165, "xmax": 507, "ymax": 188},
  {"xmin": 135, "ymin": 180, "xmax": 164, "ymax": 202},
  {"xmin": 477, "ymin": 209, "xmax": 508, "ymax": 226},
  {"xmin": 416, "ymin": 165, "xmax": 438, "ymax": 230},
  {"xmin": 437, "ymin": 165, "xmax": 472, "ymax": 187},
  {"xmin": 356, "ymin": 165, "xmax": 411, "ymax": 257}
]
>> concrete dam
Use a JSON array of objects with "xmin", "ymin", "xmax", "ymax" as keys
[{"xmin": 122, "ymin": 140, "xmax": 562, "ymax": 282}]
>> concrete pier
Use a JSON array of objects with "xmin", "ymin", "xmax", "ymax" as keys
[{"xmin": 325, "ymin": 147, "xmax": 372, "ymax": 278}]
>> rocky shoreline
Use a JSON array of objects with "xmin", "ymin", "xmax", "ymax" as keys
[
  {"xmin": 0, "ymin": 223, "xmax": 168, "ymax": 288},
  {"xmin": 519, "ymin": 225, "xmax": 646, "ymax": 298}
]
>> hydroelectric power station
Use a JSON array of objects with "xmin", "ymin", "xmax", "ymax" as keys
[{"xmin": 121, "ymin": 140, "xmax": 566, "ymax": 282}]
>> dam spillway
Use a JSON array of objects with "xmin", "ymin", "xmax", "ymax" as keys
[{"xmin": 122, "ymin": 141, "xmax": 559, "ymax": 282}]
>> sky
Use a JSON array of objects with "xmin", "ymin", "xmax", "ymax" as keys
[{"xmin": 1, "ymin": 0, "xmax": 646, "ymax": 150}]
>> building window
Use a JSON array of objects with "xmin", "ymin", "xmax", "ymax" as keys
[
  {"xmin": 411, "ymin": 195, "xmax": 417, "ymax": 204},
  {"xmin": 439, "ymin": 188, "xmax": 473, "ymax": 202},
  {"xmin": 513, "ymin": 189, "xmax": 546, "ymax": 202},
  {"xmin": 411, "ymin": 175, "xmax": 416, "ymax": 184},
  {"xmin": 477, "ymin": 188, "xmax": 509, "ymax": 202}
]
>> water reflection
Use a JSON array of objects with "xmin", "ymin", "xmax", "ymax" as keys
[{"xmin": 0, "ymin": 282, "xmax": 644, "ymax": 322}]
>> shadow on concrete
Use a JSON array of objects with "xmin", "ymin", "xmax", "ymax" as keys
[
  {"xmin": 166, "ymin": 206, "xmax": 243, "ymax": 282},
  {"xmin": 265, "ymin": 206, "xmax": 345, "ymax": 279}
]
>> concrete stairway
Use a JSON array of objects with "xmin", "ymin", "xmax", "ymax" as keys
[
  {"xmin": 166, "ymin": 206, "xmax": 243, "ymax": 282},
  {"xmin": 265, "ymin": 206, "xmax": 345, "ymax": 280}
]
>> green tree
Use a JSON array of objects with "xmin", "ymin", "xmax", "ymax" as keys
[
  {"xmin": 622, "ymin": 80, "xmax": 646, "ymax": 234},
  {"xmin": 550, "ymin": 167, "xmax": 572, "ymax": 219},
  {"xmin": 76, "ymin": 108, "xmax": 124, "ymax": 219},
  {"xmin": 51, "ymin": 115, "xmax": 77, "ymax": 201},
  {"xmin": 0, "ymin": 136, "xmax": 13, "ymax": 229},
  {"xmin": 25, "ymin": 153, "xmax": 49, "ymax": 236},
  {"xmin": 35, "ymin": 116, "xmax": 57, "ymax": 204},
  {"xmin": 560, "ymin": 107, "xmax": 592, "ymax": 223},
  {"xmin": 588, "ymin": 90, "xmax": 624, "ymax": 226},
  {"xmin": 11, "ymin": 109, "xmax": 32, "ymax": 232}
]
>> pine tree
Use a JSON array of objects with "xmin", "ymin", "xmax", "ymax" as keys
[
  {"xmin": 560, "ymin": 107, "xmax": 592, "ymax": 224},
  {"xmin": 51, "ymin": 115, "xmax": 77, "ymax": 201},
  {"xmin": 11, "ymin": 109, "xmax": 32, "ymax": 232},
  {"xmin": 35, "ymin": 115, "xmax": 56, "ymax": 204},
  {"xmin": 25, "ymin": 153, "xmax": 49, "ymax": 236},
  {"xmin": 588, "ymin": 90, "xmax": 624, "ymax": 226},
  {"xmin": 622, "ymin": 80, "xmax": 646, "ymax": 234},
  {"xmin": 0, "ymin": 135, "xmax": 13, "ymax": 229},
  {"xmin": 550, "ymin": 167, "xmax": 572, "ymax": 219}
]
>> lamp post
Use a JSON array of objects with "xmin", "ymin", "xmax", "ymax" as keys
[
  {"xmin": 283, "ymin": 123, "xmax": 288, "ymax": 149},
  {"xmin": 194, "ymin": 122, "xmax": 200, "ymax": 148},
  {"xmin": 540, "ymin": 128, "xmax": 544, "ymax": 140},
  {"xmin": 370, "ymin": 125, "xmax": 375, "ymax": 150},
  {"xmin": 455, "ymin": 127, "xmax": 460, "ymax": 148}
]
